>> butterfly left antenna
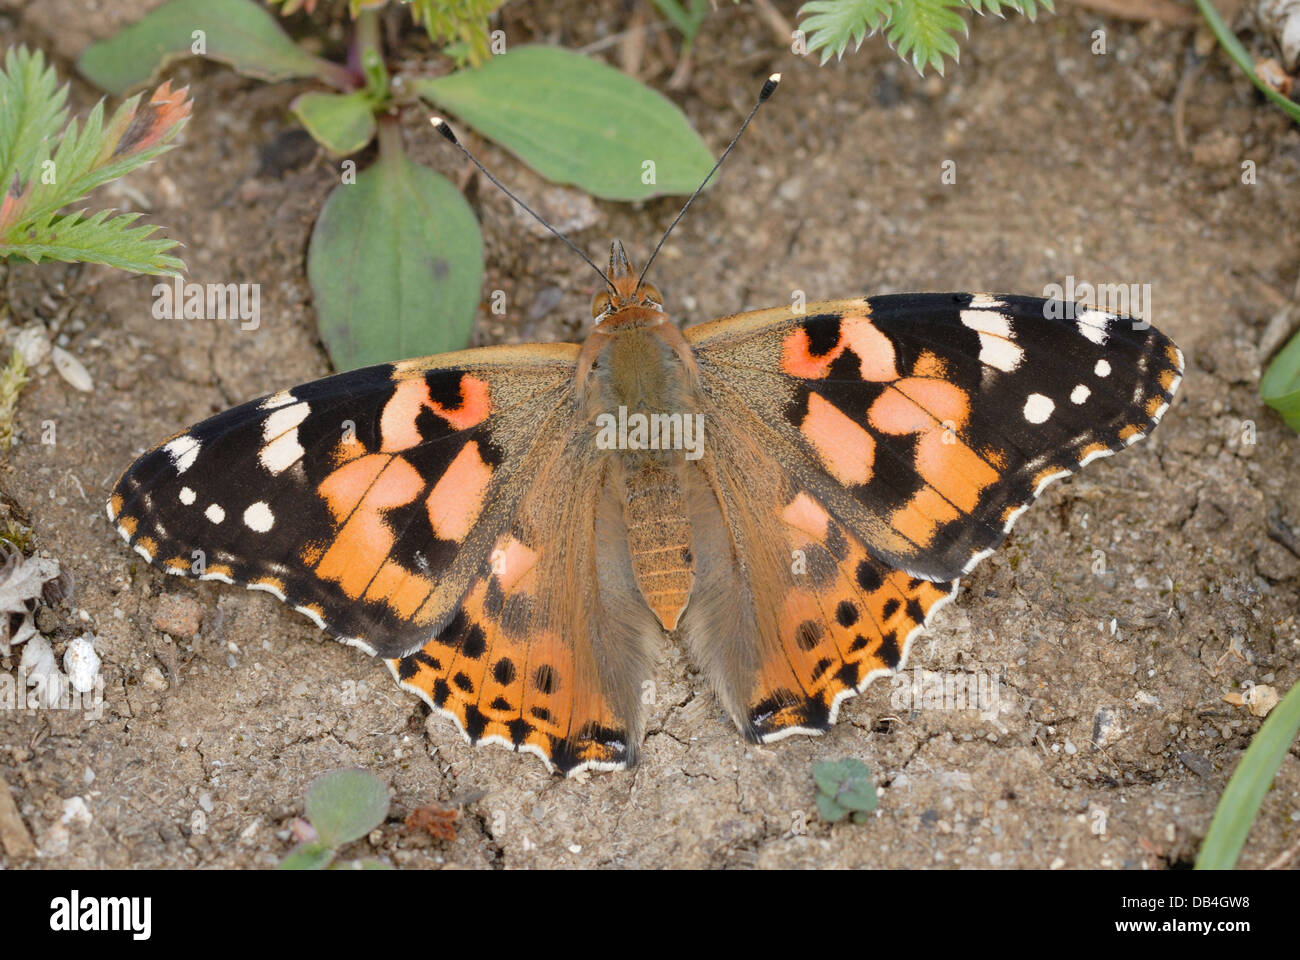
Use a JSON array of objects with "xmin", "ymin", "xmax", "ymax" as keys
[{"xmin": 431, "ymin": 118, "xmax": 616, "ymax": 294}]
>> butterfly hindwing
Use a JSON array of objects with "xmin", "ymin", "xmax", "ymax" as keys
[{"xmin": 389, "ymin": 429, "xmax": 661, "ymax": 774}]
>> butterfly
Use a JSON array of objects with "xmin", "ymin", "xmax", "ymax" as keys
[{"xmin": 108, "ymin": 77, "xmax": 1184, "ymax": 776}]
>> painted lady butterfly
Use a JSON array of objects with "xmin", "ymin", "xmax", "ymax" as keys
[{"xmin": 109, "ymin": 76, "xmax": 1183, "ymax": 775}]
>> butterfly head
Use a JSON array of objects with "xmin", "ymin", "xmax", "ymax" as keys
[{"xmin": 592, "ymin": 240, "xmax": 663, "ymax": 322}]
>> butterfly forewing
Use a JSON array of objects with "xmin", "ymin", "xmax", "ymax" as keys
[{"xmin": 686, "ymin": 293, "xmax": 1183, "ymax": 582}]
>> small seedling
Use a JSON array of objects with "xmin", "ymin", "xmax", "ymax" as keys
[
  {"xmin": 278, "ymin": 768, "xmax": 393, "ymax": 870},
  {"xmin": 812, "ymin": 758, "xmax": 879, "ymax": 824}
]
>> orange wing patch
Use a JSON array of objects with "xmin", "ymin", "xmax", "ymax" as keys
[
  {"xmin": 747, "ymin": 492, "xmax": 957, "ymax": 741},
  {"xmin": 388, "ymin": 541, "xmax": 631, "ymax": 775}
]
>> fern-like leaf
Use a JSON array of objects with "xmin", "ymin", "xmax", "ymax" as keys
[
  {"xmin": 966, "ymin": 0, "xmax": 1054, "ymax": 19},
  {"xmin": 797, "ymin": 0, "xmax": 1054, "ymax": 74},
  {"xmin": 799, "ymin": 0, "xmax": 892, "ymax": 64},
  {"xmin": 0, "ymin": 46, "xmax": 190, "ymax": 275}
]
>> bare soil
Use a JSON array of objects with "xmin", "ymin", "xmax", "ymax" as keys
[{"xmin": 1, "ymin": 0, "xmax": 1298, "ymax": 869}]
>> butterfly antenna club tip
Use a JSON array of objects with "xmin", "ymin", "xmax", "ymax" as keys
[{"xmin": 430, "ymin": 117, "xmax": 458, "ymax": 143}]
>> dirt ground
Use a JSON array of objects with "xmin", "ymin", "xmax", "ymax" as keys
[{"xmin": 1, "ymin": 0, "xmax": 1298, "ymax": 870}]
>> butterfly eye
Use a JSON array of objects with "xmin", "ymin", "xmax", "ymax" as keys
[
  {"xmin": 639, "ymin": 283, "xmax": 663, "ymax": 308},
  {"xmin": 591, "ymin": 291, "xmax": 612, "ymax": 319}
]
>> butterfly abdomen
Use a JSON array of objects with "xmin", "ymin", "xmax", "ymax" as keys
[{"xmin": 621, "ymin": 457, "xmax": 696, "ymax": 631}]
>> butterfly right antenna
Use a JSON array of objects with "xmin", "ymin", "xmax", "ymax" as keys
[{"xmin": 636, "ymin": 73, "xmax": 781, "ymax": 289}]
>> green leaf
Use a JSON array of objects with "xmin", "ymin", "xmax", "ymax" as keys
[
  {"xmin": 78, "ymin": 0, "xmax": 345, "ymax": 96},
  {"xmin": 304, "ymin": 769, "xmax": 390, "ymax": 848},
  {"xmin": 966, "ymin": 0, "xmax": 1054, "ymax": 17},
  {"xmin": 2, "ymin": 209, "xmax": 184, "ymax": 275},
  {"xmin": 414, "ymin": 45, "xmax": 715, "ymax": 201},
  {"xmin": 0, "ymin": 47, "xmax": 69, "ymax": 200},
  {"xmin": 292, "ymin": 91, "xmax": 377, "ymax": 156},
  {"xmin": 812, "ymin": 758, "xmax": 879, "ymax": 814},
  {"xmin": 307, "ymin": 133, "xmax": 484, "ymax": 370},
  {"xmin": 887, "ymin": 0, "xmax": 966, "ymax": 75},
  {"xmin": 1261, "ymin": 329, "xmax": 1300, "ymax": 432},
  {"xmin": 816, "ymin": 793, "xmax": 851, "ymax": 823},
  {"xmin": 1196, "ymin": 680, "xmax": 1300, "ymax": 869},
  {"xmin": 798, "ymin": 0, "xmax": 891, "ymax": 64},
  {"xmin": 277, "ymin": 841, "xmax": 335, "ymax": 870}
]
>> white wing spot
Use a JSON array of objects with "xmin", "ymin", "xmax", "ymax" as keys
[
  {"xmin": 179, "ymin": 487, "xmax": 196, "ymax": 505},
  {"xmin": 1095, "ymin": 359, "xmax": 1111, "ymax": 378},
  {"xmin": 260, "ymin": 390, "xmax": 295, "ymax": 410},
  {"xmin": 260, "ymin": 401, "xmax": 311, "ymax": 475},
  {"xmin": 243, "ymin": 501, "xmax": 275, "ymax": 533},
  {"xmin": 1070, "ymin": 384, "xmax": 1091, "ymax": 404},
  {"xmin": 1077, "ymin": 309, "xmax": 1112, "ymax": 345},
  {"xmin": 1023, "ymin": 393, "xmax": 1055, "ymax": 424},
  {"xmin": 205, "ymin": 504, "xmax": 225, "ymax": 524},
  {"xmin": 163, "ymin": 436, "xmax": 200, "ymax": 474},
  {"xmin": 960, "ymin": 309, "xmax": 1023, "ymax": 372}
]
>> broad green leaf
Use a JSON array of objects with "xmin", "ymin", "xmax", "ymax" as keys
[
  {"xmin": 812, "ymin": 758, "xmax": 879, "ymax": 813},
  {"xmin": 308, "ymin": 140, "xmax": 484, "ymax": 370},
  {"xmin": 277, "ymin": 841, "xmax": 335, "ymax": 870},
  {"xmin": 816, "ymin": 793, "xmax": 851, "ymax": 823},
  {"xmin": 304, "ymin": 769, "xmax": 390, "ymax": 847},
  {"xmin": 1261, "ymin": 329, "xmax": 1300, "ymax": 432},
  {"xmin": 78, "ymin": 0, "xmax": 345, "ymax": 96},
  {"xmin": 1197, "ymin": 680, "xmax": 1300, "ymax": 869},
  {"xmin": 414, "ymin": 46, "xmax": 715, "ymax": 201},
  {"xmin": 292, "ymin": 91, "xmax": 377, "ymax": 156}
]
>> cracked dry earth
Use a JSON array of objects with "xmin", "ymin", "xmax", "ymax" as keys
[{"xmin": 2, "ymin": 0, "xmax": 1300, "ymax": 869}]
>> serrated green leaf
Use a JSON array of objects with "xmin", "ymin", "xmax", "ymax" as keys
[
  {"xmin": 304, "ymin": 769, "xmax": 390, "ymax": 847},
  {"xmin": 1261, "ymin": 329, "xmax": 1300, "ymax": 432},
  {"xmin": 966, "ymin": 0, "xmax": 1054, "ymax": 18},
  {"xmin": 0, "ymin": 47, "xmax": 69, "ymax": 198},
  {"xmin": 1, "ymin": 208, "xmax": 184, "ymax": 274},
  {"xmin": 292, "ymin": 91, "xmax": 377, "ymax": 156},
  {"xmin": 414, "ymin": 45, "xmax": 715, "ymax": 201},
  {"xmin": 1196, "ymin": 679, "xmax": 1300, "ymax": 868},
  {"xmin": 277, "ymin": 841, "xmax": 335, "ymax": 870},
  {"xmin": 888, "ymin": 0, "xmax": 966, "ymax": 75},
  {"xmin": 307, "ymin": 135, "xmax": 484, "ymax": 370},
  {"xmin": 78, "ymin": 0, "xmax": 344, "ymax": 96},
  {"xmin": 798, "ymin": 0, "xmax": 891, "ymax": 64}
]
